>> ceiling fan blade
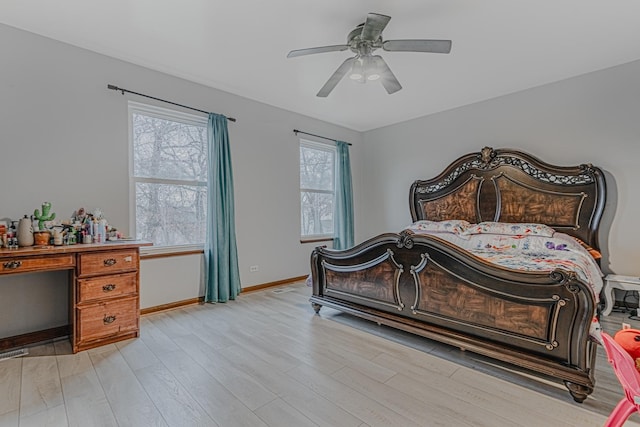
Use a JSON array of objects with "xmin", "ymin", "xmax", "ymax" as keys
[
  {"xmin": 287, "ymin": 45, "xmax": 349, "ymax": 58},
  {"xmin": 361, "ymin": 13, "xmax": 391, "ymax": 41},
  {"xmin": 373, "ymin": 56, "xmax": 402, "ymax": 94},
  {"xmin": 316, "ymin": 57, "xmax": 356, "ymax": 97},
  {"xmin": 382, "ymin": 39, "xmax": 452, "ymax": 54}
]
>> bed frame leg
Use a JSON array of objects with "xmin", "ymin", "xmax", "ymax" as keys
[
  {"xmin": 564, "ymin": 381, "xmax": 591, "ymax": 403},
  {"xmin": 311, "ymin": 302, "xmax": 322, "ymax": 314}
]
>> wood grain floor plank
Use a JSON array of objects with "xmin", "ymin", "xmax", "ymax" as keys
[
  {"xmin": 218, "ymin": 343, "xmax": 363, "ymax": 427},
  {"xmin": 134, "ymin": 360, "xmax": 215, "ymax": 426},
  {"xmin": 215, "ymin": 295, "xmax": 396, "ymax": 383},
  {"xmin": 334, "ymin": 366, "xmax": 487, "ymax": 427},
  {"xmin": 164, "ymin": 308, "xmax": 237, "ymax": 351},
  {"xmin": 169, "ymin": 334, "xmax": 278, "ymax": 411},
  {"xmin": 19, "ymin": 356, "xmax": 65, "ymax": 420},
  {"xmin": 226, "ymin": 304, "xmax": 399, "ymax": 380},
  {"xmin": 137, "ymin": 317, "xmax": 181, "ymax": 356},
  {"xmin": 376, "ymin": 350, "xmax": 559, "ymax": 426},
  {"xmin": 88, "ymin": 345, "xmax": 168, "ymax": 427},
  {"xmin": 448, "ymin": 366, "xmax": 639, "ymax": 426},
  {"xmin": 0, "ymin": 411, "xmax": 18, "ymax": 427},
  {"xmin": 154, "ymin": 348, "xmax": 269, "ymax": 427},
  {"xmin": 114, "ymin": 337, "xmax": 159, "ymax": 372},
  {"xmin": 57, "ymin": 352, "xmax": 118, "ymax": 427},
  {"xmin": 219, "ymin": 329, "xmax": 304, "ymax": 373},
  {"xmin": 243, "ymin": 328, "xmax": 345, "ymax": 376},
  {"xmin": 147, "ymin": 312, "xmax": 192, "ymax": 339},
  {"xmin": 0, "ymin": 359, "xmax": 21, "ymax": 419},
  {"xmin": 389, "ymin": 370, "xmax": 541, "ymax": 427},
  {"xmin": 16, "ymin": 404, "xmax": 67, "ymax": 427},
  {"xmin": 287, "ymin": 363, "xmax": 424, "ymax": 427},
  {"xmin": 254, "ymin": 398, "xmax": 320, "ymax": 427},
  {"xmin": 378, "ymin": 354, "xmax": 556, "ymax": 426},
  {"xmin": 371, "ymin": 347, "xmax": 461, "ymax": 380}
]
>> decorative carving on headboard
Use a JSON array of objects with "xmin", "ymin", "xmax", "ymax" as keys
[
  {"xmin": 480, "ymin": 146, "xmax": 495, "ymax": 164},
  {"xmin": 415, "ymin": 159, "xmax": 486, "ymax": 194},
  {"xmin": 415, "ymin": 147, "xmax": 594, "ymax": 195},
  {"xmin": 396, "ymin": 230, "xmax": 415, "ymax": 249},
  {"xmin": 489, "ymin": 157, "xmax": 595, "ymax": 186}
]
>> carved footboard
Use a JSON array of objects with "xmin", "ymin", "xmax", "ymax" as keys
[{"xmin": 310, "ymin": 232, "xmax": 598, "ymax": 402}]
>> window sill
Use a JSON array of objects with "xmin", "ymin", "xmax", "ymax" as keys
[{"xmin": 140, "ymin": 244, "xmax": 204, "ymax": 259}]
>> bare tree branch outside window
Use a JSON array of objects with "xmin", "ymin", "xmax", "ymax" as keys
[
  {"xmin": 300, "ymin": 141, "xmax": 335, "ymax": 237},
  {"xmin": 131, "ymin": 108, "xmax": 208, "ymax": 247}
]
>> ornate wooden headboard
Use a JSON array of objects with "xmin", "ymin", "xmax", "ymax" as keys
[{"xmin": 409, "ymin": 147, "xmax": 607, "ymax": 251}]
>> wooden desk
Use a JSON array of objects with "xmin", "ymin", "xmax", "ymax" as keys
[{"xmin": 0, "ymin": 241, "xmax": 151, "ymax": 353}]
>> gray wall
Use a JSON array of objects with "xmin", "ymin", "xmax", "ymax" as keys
[
  {"xmin": 362, "ymin": 59, "xmax": 640, "ymax": 276},
  {"xmin": 0, "ymin": 24, "xmax": 363, "ymax": 335}
]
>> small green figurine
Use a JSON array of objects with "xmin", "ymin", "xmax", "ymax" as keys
[{"xmin": 34, "ymin": 202, "xmax": 56, "ymax": 230}]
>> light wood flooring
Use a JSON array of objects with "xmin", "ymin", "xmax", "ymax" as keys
[{"xmin": 1, "ymin": 281, "xmax": 640, "ymax": 427}]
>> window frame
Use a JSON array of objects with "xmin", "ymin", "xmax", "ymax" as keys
[
  {"xmin": 128, "ymin": 101, "xmax": 209, "ymax": 255},
  {"xmin": 299, "ymin": 138, "xmax": 337, "ymax": 242}
]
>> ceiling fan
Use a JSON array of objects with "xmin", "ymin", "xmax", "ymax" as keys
[{"xmin": 287, "ymin": 12, "xmax": 452, "ymax": 97}]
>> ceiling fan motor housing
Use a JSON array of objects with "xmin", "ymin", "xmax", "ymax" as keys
[{"xmin": 348, "ymin": 24, "xmax": 383, "ymax": 54}]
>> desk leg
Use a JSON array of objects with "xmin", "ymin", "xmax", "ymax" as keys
[{"xmin": 602, "ymin": 282, "xmax": 615, "ymax": 316}]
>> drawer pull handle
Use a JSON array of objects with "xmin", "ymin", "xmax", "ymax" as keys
[
  {"xmin": 102, "ymin": 284, "xmax": 116, "ymax": 292},
  {"xmin": 103, "ymin": 258, "xmax": 117, "ymax": 267},
  {"xmin": 103, "ymin": 315, "xmax": 117, "ymax": 324},
  {"xmin": 3, "ymin": 261, "xmax": 22, "ymax": 270}
]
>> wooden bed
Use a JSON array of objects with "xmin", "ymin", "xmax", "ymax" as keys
[{"xmin": 309, "ymin": 147, "xmax": 606, "ymax": 402}]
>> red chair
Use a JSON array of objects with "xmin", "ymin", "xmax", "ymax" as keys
[{"xmin": 601, "ymin": 332, "xmax": 640, "ymax": 426}]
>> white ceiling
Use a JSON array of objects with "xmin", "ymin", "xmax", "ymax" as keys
[{"xmin": 3, "ymin": 1, "xmax": 640, "ymax": 131}]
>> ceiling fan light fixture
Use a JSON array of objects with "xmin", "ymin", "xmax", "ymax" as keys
[
  {"xmin": 362, "ymin": 55, "xmax": 380, "ymax": 81},
  {"xmin": 349, "ymin": 57, "xmax": 365, "ymax": 82}
]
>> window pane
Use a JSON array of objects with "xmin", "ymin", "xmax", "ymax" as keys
[
  {"xmin": 301, "ymin": 191, "xmax": 334, "ymax": 236},
  {"xmin": 135, "ymin": 182, "xmax": 207, "ymax": 246},
  {"xmin": 300, "ymin": 145, "xmax": 334, "ymax": 191},
  {"xmin": 132, "ymin": 113, "xmax": 207, "ymax": 182}
]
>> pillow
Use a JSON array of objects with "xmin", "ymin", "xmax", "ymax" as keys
[
  {"xmin": 572, "ymin": 236, "xmax": 603, "ymax": 260},
  {"xmin": 408, "ymin": 220, "xmax": 471, "ymax": 236},
  {"xmin": 463, "ymin": 222, "xmax": 556, "ymax": 237}
]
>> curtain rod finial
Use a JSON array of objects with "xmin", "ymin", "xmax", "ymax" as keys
[{"xmin": 107, "ymin": 84, "xmax": 125, "ymax": 95}]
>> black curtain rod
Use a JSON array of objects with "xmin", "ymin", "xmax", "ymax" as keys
[
  {"xmin": 107, "ymin": 84, "xmax": 236, "ymax": 122},
  {"xmin": 293, "ymin": 129, "xmax": 352, "ymax": 146}
]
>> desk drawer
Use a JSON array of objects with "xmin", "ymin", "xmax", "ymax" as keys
[
  {"xmin": 78, "ymin": 250, "xmax": 138, "ymax": 277},
  {"xmin": 77, "ymin": 297, "xmax": 138, "ymax": 343},
  {"xmin": 78, "ymin": 272, "xmax": 137, "ymax": 303},
  {"xmin": 1, "ymin": 254, "xmax": 74, "ymax": 274}
]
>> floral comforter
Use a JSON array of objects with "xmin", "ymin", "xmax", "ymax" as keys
[{"xmin": 405, "ymin": 222, "xmax": 603, "ymax": 300}]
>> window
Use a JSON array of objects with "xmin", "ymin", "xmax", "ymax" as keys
[
  {"xmin": 300, "ymin": 139, "xmax": 336, "ymax": 240},
  {"xmin": 129, "ymin": 102, "xmax": 208, "ymax": 248}
]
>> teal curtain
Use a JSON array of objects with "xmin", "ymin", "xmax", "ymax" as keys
[
  {"xmin": 333, "ymin": 141, "xmax": 354, "ymax": 250},
  {"xmin": 204, "ymin": 113, "xmax": 241, "ymax": 302}
]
